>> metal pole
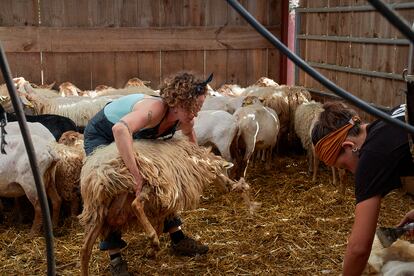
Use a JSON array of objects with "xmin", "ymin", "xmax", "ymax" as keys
[
  {"xmin": 225, "ymin": 0, "xmax": 414, "ymax": 135},
  {"xmin": 0, "ymin": 44, "xmax": 56, "ymax": 275},
  {"xmin": 406, "ymin": 22, "xmax": 414, "ymax": 154}
]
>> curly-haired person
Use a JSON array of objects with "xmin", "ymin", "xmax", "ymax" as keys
[{"xmin": 83, "ymin": 72, "xmax": 212, "ymax": 276}]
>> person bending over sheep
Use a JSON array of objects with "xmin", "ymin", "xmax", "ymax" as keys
[
  {"xmin": 311, "ymin": 102, "xmax": 414, "ymax": 275},
  {"xmin": 83, "ymin": 72, "xmax": 212, "ymax": 276}
]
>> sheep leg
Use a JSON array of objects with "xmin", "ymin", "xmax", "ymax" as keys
[
  {"xmin": 80, "ymin": 220, "xmax": 104, "ymax": 276},
  {"xmin": 70, "ymin": 197, "xmax": 80, "ymax": 217},
  {"xmin": 307, "ymin": 150, "xmax": 313, "ymax": 174},
  {"xmin": 338, "ymin": 169, "xmax": 346, "ymax": 195},
  {"xmin": 46, "ymin": 183, "xmax": 62, "ymax": 228},
  {"xmin": 107, "ymin": 192, "xmax": 128, "ymax": 226},
  {"xmin": 30, "ymin": 199, "xmax": 42, "ymax": 235},
  {"xmin": 331, "ymin": 167, "xmax": 337, "ymax": 185},
  {"xmin": 131, "ymin": 196, "xmax": 160, "ymax": 253},
  {"xmin": 311, "ymin": 153, "xmax": 319, "ymax": 182}
]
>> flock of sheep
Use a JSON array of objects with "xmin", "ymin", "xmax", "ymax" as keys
[{"xmin": 0, "ymin": 76, "xmax": 411, "ymax": 274}]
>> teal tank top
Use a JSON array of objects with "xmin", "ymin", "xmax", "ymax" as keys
[{"xmin": 104, "ymin": 94, "xmax": 146, "ymax": 124}]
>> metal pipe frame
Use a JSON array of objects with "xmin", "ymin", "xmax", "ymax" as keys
[
  {"xmin": 308, "ymin": 88, "xmax": 392, "ymax": 112},
  {"xmin": 308, "ymin": 61, "xmax": 405, "ymax": 81},
  {"xmin": 296, "ymin": 2, "xmax": 414, "ymax": 13},
  {"xmin": 225, "ymin": 0, "xmax": 414, "ymax": 134}
]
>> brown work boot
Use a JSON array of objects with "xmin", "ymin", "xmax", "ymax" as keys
[
  {"xmin": 171, "ymin": 236, "xmax": 209, "ymax": 256},
  {"xmin": 110, "ymin": 257, "xmax": 130, "ymax": 276}
]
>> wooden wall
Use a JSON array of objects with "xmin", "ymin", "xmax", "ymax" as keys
[
  {"xmin": 0, "ymin": 0, "xmax": 283, "ymax": 90},
  {"xmin": 297, "ymin": 0, "xmax": 414, "ymax": 120}
]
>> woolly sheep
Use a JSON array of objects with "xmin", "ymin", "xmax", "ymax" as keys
[
  {"xmin": 54, "ymin": 131, "xmax": 85, "ymax": 217},
  {"xmin": 295, "ymin": 101, "xmax": 346, "ymax": 194},
  {"xmin": 78, "ymin": 138, "xmax": 251, "ymax": 275}
]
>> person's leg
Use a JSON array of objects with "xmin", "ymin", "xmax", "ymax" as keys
[
  {"xmin": 163, "ymin": 216, "xmax": 209, "ymax": 256},
  {"xmin": 100, "ymin": 230, "xmax": 130, "ymax": 276}
]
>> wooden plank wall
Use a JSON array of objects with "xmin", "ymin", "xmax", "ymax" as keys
[
  {"xmin": 0, "ymin": 0, "xmax": 283, "ymax": 91},
  {"xmin": 0, "ymin": 0, "xmax": 40, "ymax": 83},
  {"xmin": 297, "ymin": 0, "xmax": 414, "ymax": 121}
]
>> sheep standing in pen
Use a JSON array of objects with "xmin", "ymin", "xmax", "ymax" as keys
[
  {"xmin": 20, "ymin": 82, "xmax": 119, "ymax": 127},
  {"xmin": 232, "ymin": 97, "xmax": 280, "ymax": 178},
  {"xmin": 59, "ymin": 82, "xmax": 82, "ymax": 97},
  {"xmin": 53, "ymin": 131, "xmax": 85, "ymax": 217},
  {"xmin": 79, "ymin": 138, "xmax": 252, "ymax": 276},
  {"xmin": 201, "ymin": 95, "xmax": 246, "ymax": 114},
  {"xmin": 294, "ymin": 101, "xmax": 346, "ymax": 194},
  {"xmin": 124, "ymin": 77, "xmax": 151, "ymax": 88},
  {"xmin": 0, "ymin": 122, "xmax": 61, "ymax": 234}
]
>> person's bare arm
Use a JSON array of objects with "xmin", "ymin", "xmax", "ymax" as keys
[
  {"xmin": 180, "ymin": 119, "xmax": 197, "ymax": 144},
  {"xmin": 112, "ymin": 100, "xmax": 165, "ymax": 194},
  {"xmin": 343, "ymin": 195, "xmax": 381, "ymax": 276}
]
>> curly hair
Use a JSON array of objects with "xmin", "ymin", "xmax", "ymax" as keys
[
  {"xmin": 311, "ymin": 101, "xmax": 361, "ymax": 145},
  {"xmin": 159, "ymin": 72, "xmax": 208, "ymax": 114}
]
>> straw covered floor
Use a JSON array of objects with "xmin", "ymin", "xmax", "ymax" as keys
[{"xmin": 0, "ymin": 155, "xmax": 412, "ymax": 275}]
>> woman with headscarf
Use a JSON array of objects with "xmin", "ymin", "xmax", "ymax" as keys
[{"xmin": 311, "ymin": 101, "xmax": 414, "ymax": 275}]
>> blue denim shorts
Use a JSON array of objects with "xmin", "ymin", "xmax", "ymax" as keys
[{"xmin": 83, "ymin": 108, "xmax": 115, "ymax": 156}]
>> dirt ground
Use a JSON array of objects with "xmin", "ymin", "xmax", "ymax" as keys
[{"xmin": 0, "ymin": 154, "xmax": 412, "ymax": 275}]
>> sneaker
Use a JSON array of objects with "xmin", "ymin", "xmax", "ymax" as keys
[
  {"xmin": 171, "ymin": 236, "xmax": 209, "ymax": 256},
  {"xmin": 110, "ymin": 257, "xmax": 130, "ymax": 276}
]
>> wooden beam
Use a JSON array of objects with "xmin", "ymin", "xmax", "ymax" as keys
[{"xmin": 0, "ymin": 26, "xmax": 280, "ymax": 52}]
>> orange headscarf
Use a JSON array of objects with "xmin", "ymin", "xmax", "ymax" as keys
[{"xmin": 314, "ymin": 116, "xmax": 360, "ymax": 166}]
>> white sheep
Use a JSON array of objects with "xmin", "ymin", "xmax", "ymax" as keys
[
  {"xmin": 252, "ymin": 77, "xmax": 279, "ymax": 87},
  {"xmin": 217, "ymin": 84, "xmax": 245, "ymax": 97},
  {"xmin": 365, "ymin": 234, "xmax": 414, "ymax": 275},
  {"xmin": 78, "ymin": 138, "xmax": 251, "ymax": 276},
  {"xmin": 295, "ymin": 101, "xmax": 346, "ymax": 194},
  {"xmin": 0, "ymin": 122, "xmax": 61, "ymax": 234},
  {"xmin": 201, "ymin": 95, "xmax": 246, "ymax": 114},
  {"xmin": 233, "ymin": 99, "xmax": 280, "ymax": 178},
  {"xmin": 59, "ymin": 82, "xmax": 82, "ymax": 97},
  {"xmin": 193, "ymin": 110, "xmax": 239, "ymax": 163},
  {"xmin": 20, "ymin": 82, "xmax": 119, "ymax": 127}
]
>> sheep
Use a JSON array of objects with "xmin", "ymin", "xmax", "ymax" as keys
[
  {"xmin": 365, "ymin": 234, "xmax": 414, "ymax": 275},
  {"xmin": 295, "ymin": 101, "xmax": 346, "ymax": 194},
  {"xmin": 78, "ymin": 138, "xmax": 251, "ymax": 276},
  {"xmin": 0, "ymin": 122, "xmax": 61, "ymax": 234},
  {"xmin": 241, "ymin": 87, "xmax": 289, "ymax": 130},
  {"xmin": 94, "ymin": 85, "xmax": 158, "ymax": 97},
  {"xmin": 20, "ymin": 82, "xmax": 119, "ymax": 127},
  {"xmin": 201, "ymin": 95, "xmax": 246, "ymax": 114},
  {"xmin": 124, "ymin": 77, "xmax": 151, "ymax": 88},
  {"xmin": 59, "ymin": 82, "xmax": 82, "ymax": 97},
  {"xmin": 30, "ymin": 82, "xmax": 56, "ymax": 90},
  {"xmin": 193, "ymin": 110, "xmax": 239, "ymax": 163},
  {"xmin": 53, "ymin": 131, "xmax": 85, "ymax": 217},
  {"xmin": 217, "ymin": 84, "xmax": 245, "ymax": 97},
  {"xmin": 252, "ymin": 77, "xmax": 279, "ymax": 87},
  {"xmin": 5, "ymin": 111, "xmax": 79, "ymax": 140},
  {"xmin": 0, "ymin": 78, "xmax": 34, "ymax": 113},
  {"xmin": 232, "ymin": 99, "xmax": 280, "ymax": 178}
]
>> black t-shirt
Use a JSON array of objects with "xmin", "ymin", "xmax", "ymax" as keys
[{"xmin": 355, "ymin": 104, "xmax": 414, "ymax": 203}]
